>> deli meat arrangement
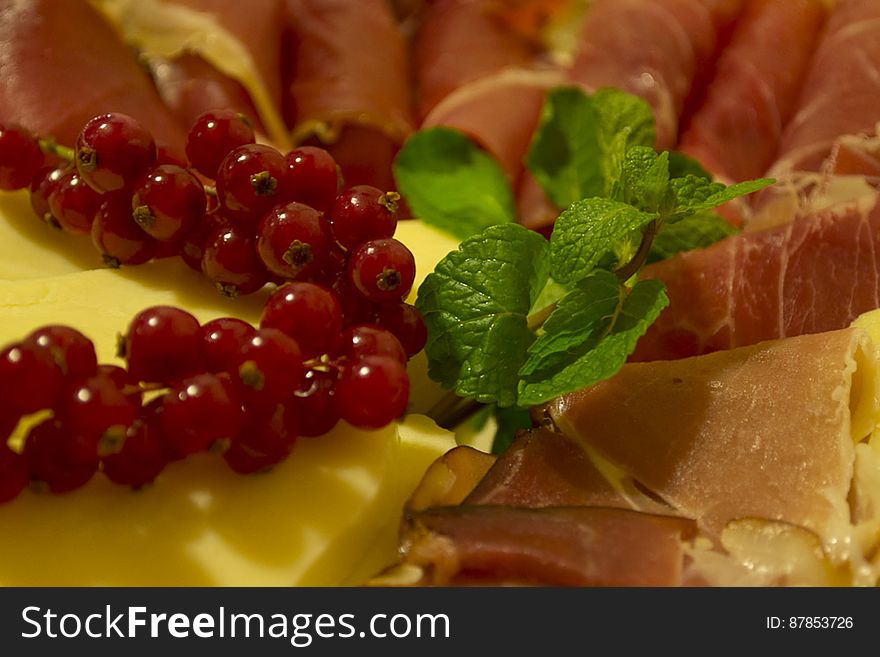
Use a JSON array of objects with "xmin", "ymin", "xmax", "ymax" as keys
[{"xmin": 2, "ymin": 0, "xmax": 880, "ymax": 587}]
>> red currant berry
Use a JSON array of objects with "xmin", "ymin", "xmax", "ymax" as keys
[
  {"xmin": 332, "ymin": 276, "xmax": 377, "ymax": 326},
  {"xmin": 121, "ymin": 306, "xmax": 204, "ymax": 384},
  {"xmin": 160, "ymin": 372, "xmax": 245, "ymax": 456},
  {"xmin": 216, "ymin": 144, "xmax": 289, "ymax": 218},
  {"xmin": 185, "ymin": 109, "xmax": 255, "ymax": 179},
  {"xmin": 347, "ymin": 238, "xmax": 415, "ymax": 303},
  {"xmin": 102, "ymin": 411, "xmax": 168, "ymax": 488},
  {"xmin": 75, "ymin": 113, "xmax": 157, "ymax": 192},
  {"xmin": 223, "ymin": 403, "xmax": 298, "ymax": 474},
  {"xmin": 335, "ymin": 355, "xmax": 409, "ymax": 429},
  {"xmin": 180, "ymin": 211, "xmax": 229, "ymax": 272},
  {"xmin": 286, "ymin": 146, "xmax": 339, "ymax": 212},
  {"xmin": 341, "ymin": 324, "xmax": 407, "ymax": 364},
  {"xmin": 24, "ymin": 325, "xmax": 98, "ymax": 379},
  {"xmin": 92, "ymin": 193, "xmax": 158, "ymax": 267},
  {"xmin": 293, "ymin": 369, "xmax": 340, "ymax": 437},
  {"xmin": 98, "ymin": 364, "xmax": 141, "ymax": 406},
  {"xmin": 58, "ymin": 373, "xmax": 140, "ymax": 463},
  {"xmin": 48, "ymin": 169, "xmax": 104, "ymax": 235},
  {"xmin": 0, "ymin": 123, "xmax": 45, "ymax": 191},
  {"xmin": 132, "ymin": 164, "xmax": 206, "ymax": 242},
  {"xmin": 235, "ymin": 328, "xmax": 303, "ymax": 412},
  {"xmin": 202, "ymin": 221, "xmax": 268, "ymax": 297},
  {"xmin": 201, "ymin": 317, "xmax": 256, "ymax": 374},
  {"xmin": 374, "ymin": 302, "xmax": 428, "ymax": 357},
  {"xmin": 260, "ymin": 282, "xmax": 343, "ymax": 358},
  {"xmin": 0, "ymin": 341, "xmax": 64, "ymax": 415},
  {"xmin": 24, "ymin": 418, "xmax": 97, "ymax": 494},
  {"xmin": 29, "ymin": 166, "xmax": 67, "ymax": 229},
  {"xmin": 0, "ymin": 443, "xmax": 29, "ymax": 503},
  {"xmin": 256, "ymin": 202, "xmax": 331, "ymax": 280},
  {"xmin": 328, "ymin": 185, "xmax": 398, "ymax": 250}
]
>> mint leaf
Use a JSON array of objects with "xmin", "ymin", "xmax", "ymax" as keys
[
  {"xmin": 668, "ymin": 151, "xmax": 712, "ymax": 180},
  {"xmin": 548, "ymin": 198, "xmax": 658, "ymax": 287},
  {"xmin": 619, "ymin": 147, "xmax": 669, "ymax": 211},
  {"xmin": 491, "ymin": 406, "xmax": 534, "ymax": 455},
  {"xmin": 592, "ymin": 88, "xmax": 655, "ymax": 151},
  {"xmin": 517, "ymin": 270, "xmax": 669, "ymax": 406},
  {"xmin": 648, "ymin": 211, "xmax": 738, "ymax": 263},
  {"xmin": 670, "ymin": 175, "xmax": 773, "ymax": 215},
  {"xmin": 393, "ymin": 127, "xmax": 515, "ymax": 239},
  {"xmin": 415, "ymin": 224, "xmax": 548, "ymax": 406}
]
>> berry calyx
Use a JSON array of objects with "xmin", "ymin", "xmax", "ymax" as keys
[
  {"xmin": 101, "ymin": 412, "xmax": 168, "ymax": 488},
  {"xmin": 75, "ymin": 113, "xmax": 156, "ymax": 193},
  {"xmin": 92, "ymin": 193, "xmax": 158, "ymax": 267},
  {"xmin": 216, "ymin": 144, "xmax": 289, "ymax": 218},
  {"xmin": 235, "ymin": 328, "xmax": 303, "ymax": 412},
  {"xmin": 347, "ymin": 238, "xmax": 415, "ymax": 303},
  {"xmin": 256, "ymin": 202, "xmax": 331, "ymax": 280},
  {"xmin": 131, "ymin": 164, "xmax": 206, "ymax": 242}
]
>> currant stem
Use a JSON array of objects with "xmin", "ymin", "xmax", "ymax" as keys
[{"xmin": 38, "ymin": 137, "xmax": 74, "ymax": 163}]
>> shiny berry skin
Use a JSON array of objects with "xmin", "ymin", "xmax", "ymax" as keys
[
  {"xmin": 0, "ymin": 123, "xmax": 44, "ymax": 190},
  {"xmin": 223, "ymin": 403, "xmax": 298, "ymax": 474},
  {"xmin": 92, "ymin": 194, "xmax": 158, "ymax": 267},
  {"xmin": 185, "ymin": 109, "xmax": 255, "ymax": 179},
  {"xmin": 58, "ymin": 373, "xmax": 140, "ymax": 463},
  {"xmin": 121, "ymin": 306, "xmax": 204, "ymax": 384},
  {"xmin": 215, "ymin": 144, "xmax": 289, "ymax": 218},
  {"xmin": 0, "ymin": 341, "xmax": 64, "ymax": 415},
  {"xmin": 341, "ymin": 324, "xmax": 407, "ymax": 364},
  {"xmin": 24, "ymin": 325, "xmax": 98, "ymax": 379},
  {"xmin": 180, "ymin": 211, "xmax": 229, "ymax": 272},
  {"xmin": 256, "ymin": 202, "xmax": 331, "ymax": 280},
  {"xmin": 202, "ymin": 221, "xmax": 268, "ymax": 297},
  {"xmin": 160, "ymin": 373, "xmax": 245, "ymax": 456},
  {"xmin": 335, "ymin": 356, "xmax": 409, "ymax": 429},
  {"xmin": 48, "ymin": 169, "xmax": 104, "ymax": 235},
  {"xmin": 132, "ymin": 164, "xmax": 206, "ymax": 242},
  {"xmin": 328, "ymin": 185, "xmax": 398, "ymax": 250},
  {"xmin": 98, "ymin": 364, "xmax": 141, "ymax": 406},
  {"xmin": 332, "ymin": 276, "xmax": 376, "ymax": 326},
  {"xmin": 0, "ymin": 443, "xmax": 29, "ymax": 503},
  {"xmin": 260, "ymin": 282, "xmax": 343, "ymax": 358},
  {"xmin": 235, "ymin": 328, "xmax": 303, "ymax": 412},
  {"xmin": 24, "ymin": 418, "xmax": 97, "ymax": 494},
  {"xmin": 75, "ymin": 113, "xmax": 157, "ymax": 192},
  {"xmin": 375, "ymin": 302, "xmax": 428, "ymax": 357},
  {"xmin": 286, "ymin": 146, "xmax": 339, "ymax": 212},
  {"xmin": 201, "ymin": 317, "xmax": 256, "ymax": 374},
  {"xmin": 347, "ymin": 238, "xmax": 415, "ymax": 303},
  {"xmin": 29, "ymin": 166, "xmax": 67, "ymax": 229},
  {"xmin": 293, "ymin": 369, "xmax": 340, "ymax": 437},
  {"xmin": 101, "ymin": 412, "xmax": 168, "ymax": 488}
]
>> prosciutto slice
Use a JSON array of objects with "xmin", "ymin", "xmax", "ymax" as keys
[
  {"xmin": 284, "ymin": 0, "xmax": 414, "ymax": 188},
  {"xmin": 548, "ymin": 328, "xmax": 879, "ymax": 545},
  {"xmin": 0, "ymin": 0, "xmax": 185, "ymax": 155},
  {"xmin": 771, "ymin": 0, "xmax": 880, "ymax": 176},
  {"xmin": 570, "ymin": 0, "xmax": 744, "ymax": 150},
  {"xmin": 633, "ymin": 199, "xmax": 880, "ymax": 361},
  {"xmin": 678, "ymin": 0, "xmax": 825, "ymax": 182}
]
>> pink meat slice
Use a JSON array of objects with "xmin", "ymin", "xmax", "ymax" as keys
[
  {"xmin": 570, "ymin": 0, "xmax": 744, "ymax": 151},
  {"xmin": 678, "ymin": 0, "xmax": 826, "ymax": 182},
  {"xmin": 772, "ymin": 0, "xmax": 880, "ymax": 175},
  {"xmin": 633, "ymin": 199, "xmax": 880, "ymax": 361},
  {"xmin": 0, "ymin": 0, "xmax": 186, "ymax": 155}
]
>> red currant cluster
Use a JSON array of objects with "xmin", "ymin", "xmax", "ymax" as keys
[
  {"xmin": 0, "ymin": 110, "xmax": 417, "ymax": 305},
  {"xmin": 0, "ymin": 287, "xmax": 425, "ymax": 504}
]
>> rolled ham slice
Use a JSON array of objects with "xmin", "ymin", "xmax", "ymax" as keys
[
  {"xmin": 633, "ymin": 199, "xmax": 880, "ymax": 361},
  {"xmin": 0, "ymin": 0, "xmax": 186, "ymax": 155},
  {"xmin": 678, "ymin": 0, "xmax": 826, "ymax": 182},
  {"xmin": 548, "ymin": 327, "xmax": 879, "ymax": 546}
]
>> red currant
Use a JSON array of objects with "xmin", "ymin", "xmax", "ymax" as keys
[
  {"xmin": 201, "ymin": 317, "xmax": 257, "ymax": 374},
  {"xmin": 0, "ymin": 443, "xmax": 28, "ymax": 503},
  {"xmin": 75, "ymin": 113, "xmax": 157, "ymax": 192},
  {"xmin": 24, "ymin": 418, "xmax": 97, "ymax": 494},
  {"xmin": 216, "ymin": 144, "xmax": 289, "ymax": 219},
  {"xmin": 24, "ymin": 325, "xmax": 98, "ymax": 379},
  {"xmin": 328, "ymin": 185, "xmax": 398, "ymax": 250},
  {"xmin": 121, "ymin": 306, "xmax": 204, "ymax": 384},
  {"xmin": 97, "ymin": 364, "xmax": 141, "ymax": 406},
  {"xmin": 293, "ymin": 369, "xmax": 340, "ymax": 437},
  {"xmin": 92, "ymin": 194, "xmax": 158, "ymax": 267},
  {"xmin": 160, "ymin": 372, "xmax": 244, "ymax": 456},
  {"xmin": 286, "ymin": 146, "xmax": 339, "ymax": 212},
  {"xmin": 132, "ymin": 164, "xmax": 206, "ymax": 242},
  {"xmin": 202, "ymin": 221, "xmax": 268, "ymax": 297},
  {"xmin": 340, "ymin": 324, "xmax": 407, "ymax": 364},
  {"xmin": 185, "ymin": 109, "xmax": 255, "ymax": 179},
  {"xmin": 375, "ymin": 302, "xmax": 428, "ymax": 357},
  {"xmin": 0, "ymin": 341, "xmax": 64, "ymax": 415},
  {"xmin": 102, "ymin": 411, "xmax": 168, "ymax": 488},
  {"xmin": 0, "ymin": 123, "xmax": 44, "ymax": 191},
  {"xmin": 223, "ymin": 402, "xmax": 298, "ymax": 474},
  {"xmin": 48, "ymin": 169, "xmax": 104, "ymax": 235},
  {"xmin": 260, "ymin": 282, "xmax": 343, "ymax": 358},
  {"xmin": 256, "ymin": 202, "xmax": 331, "ymax": 280},
  {"xmin": 347, "ymin": 238, "xmax": 415, "ymax": 303},
  {"xmin": 335, "ymin": 355, "xmax": 409, "ymax": 429},
  {"xmin": 180, "ymin": 211, "xmax": 229, "ymax": 272},
  {"xmin": 29, "ymin": 166, "xmax": 67, "ymax": 229},
  {"xmin": 235, "ymin": 328, "xmax": 303, "ymax": 412}
]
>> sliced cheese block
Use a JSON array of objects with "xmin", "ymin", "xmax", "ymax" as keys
[{"xmin": 547, "ymin": 328, "xmax": 880, "ymax": 548}]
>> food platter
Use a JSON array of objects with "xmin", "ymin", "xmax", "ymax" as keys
[{"xmin": 1, "ymin": 0, "xmax": 880, "ymax": 588}]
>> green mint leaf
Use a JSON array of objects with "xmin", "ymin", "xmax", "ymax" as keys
[
  {"xmin": 668, "ymin": 151, "xmax": 713, "ymax": 180},
  {"xmin": 592, "ymin": 88, "xmax": 655, "ymax": 151},
  {"xmin": 648, "ymin": 211, "xmax": 738, "ymax": 263},
  {"xmin": 415, "ymin": 224, "xmax": 548, "ymax": 407},
  {"xmin": 491, "ymin": 405, "xmax": 534, "ymax": 455},
  {"xmin": 548, "ymin": 198, "xmax": 659, "ymax": 287},
  {"xmin": 393, "ymin": 127, "xmax": 515, "ymax": 240},
  {"xmin": 517, "ymin": 270, "xmax": 669, "ymax": 406},
  {"xmin": 670, "ymin": 175, "xmax": 774, "ymax": 216},
  {"xmin": 619, "ymin": 146, "xmax": 669, "ymax": 211}
]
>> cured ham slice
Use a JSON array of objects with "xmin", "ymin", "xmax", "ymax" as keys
[
  {"xmin": 634, "ymin": 200, "xmax": 880, "ymax": 361},
  {"xmin": 547, "ymin": 328, "xmax": 879, "ymax": 546},
  {"xmin": 569, "ymin": 0, "xmax": 744, "ymax": 150},
  {"xmin": 0, "ymin": 0, "xmax": 186, "ymax": 155},
  {"xmin": 284, "ymin": 0, "xmax": 414, "ymax": 188},
  {"xmin": 771, "ymin": 0, "xmax": 880, "ymax": 176},
  {"xmin": 397, "ymin": 505, "xmax": 695, "ymax": 586},
  {"xmin": 678, "ymin": 0, "xmax": 825, "ymax": 182}
]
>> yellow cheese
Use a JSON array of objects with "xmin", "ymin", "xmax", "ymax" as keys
[{"xmin": 0, "ymin": 193, "xmax": 461, "ymax": 585}]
